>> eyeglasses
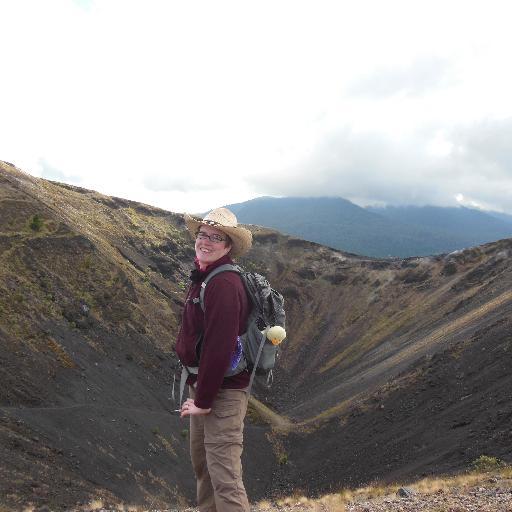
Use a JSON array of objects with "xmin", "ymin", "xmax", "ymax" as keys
[{"xmin": 196, "ymin": 231, "xmax": 228, "ymax": 243}]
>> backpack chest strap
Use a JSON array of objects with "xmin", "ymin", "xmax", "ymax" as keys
[{"xmin": 196, "ymin": 264, "xmax": 240, "ymax": 311}]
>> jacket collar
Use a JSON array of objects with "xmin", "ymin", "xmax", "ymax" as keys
[{"xmin": 190, "ymin": 254, "xmax": 234, "ymax": 283}]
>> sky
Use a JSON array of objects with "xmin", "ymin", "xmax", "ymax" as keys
[{"xmin": 1, "ymin": 0, "xmax": 512, "ymax": 214}]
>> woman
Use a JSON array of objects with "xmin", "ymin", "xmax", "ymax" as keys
[{"xmin": 175, "ymin": 207, "xmax": 253, "ymax": 512}]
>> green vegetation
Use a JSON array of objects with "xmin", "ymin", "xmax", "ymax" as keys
[
  {"xmin": 29, "ymin": 214, "xmax": 44, "ymax": 231},
  {"xmin": 278, "ymin": 453, "xmax": 288, "ymax": 465},
  {"xmin": 471, "ymin": 454, "xmax": 505, "ymax": 472},
  {"xmin": 442, "ymin": 262, "xmax": 458, "ymax": 275}
]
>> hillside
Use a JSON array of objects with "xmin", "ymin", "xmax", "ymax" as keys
[
  {"xmin": 225, "ymin": 196, "xmax": 512, "ymax": 257},
  {"xmin": 1, "ymin": 161, "xmax": 511, "ymax": 510}
]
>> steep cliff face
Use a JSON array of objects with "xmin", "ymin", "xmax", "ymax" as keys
[{"xmin": 1, "ymin": 161, "xmax": 511, "ymax": 509}]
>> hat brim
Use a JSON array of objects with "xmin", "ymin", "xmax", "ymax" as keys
[{"xmin": 184, "ymin": 213, "xmax": 252, "ymax": 258}]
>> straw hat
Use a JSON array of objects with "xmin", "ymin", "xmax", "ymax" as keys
[{"xmin": 184, "ymin": 207, "xmax": 252, "ymax": 258}]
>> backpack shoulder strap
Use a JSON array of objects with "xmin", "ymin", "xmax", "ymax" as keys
[{"xmin": 194, "ymin": 263, "xmax": 241, "ymax": 312}]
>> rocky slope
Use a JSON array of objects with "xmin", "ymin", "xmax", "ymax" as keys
[{"xmin": 1, "ymin": 161, "xmax": 511, "ymax": 510}]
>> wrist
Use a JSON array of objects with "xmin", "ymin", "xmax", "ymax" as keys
[{"xmin": 195, "ymin": 403, "xmax": 212, "ymax": 413}]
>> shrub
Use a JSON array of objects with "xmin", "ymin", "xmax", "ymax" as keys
[
  {"xmin": 442, "ymin": 262, "xmax": 457, "ymax": 276},
  {"xmin": 278, "ymin": 453, "xmax": 288, "ymax": 465},
  {"xmin": 471, "ymin": 455, "xmax": 504, "ymax": 472},
  {"xmin": 29, "ymin": 214, "xmax": 44, "ymax": 231}
]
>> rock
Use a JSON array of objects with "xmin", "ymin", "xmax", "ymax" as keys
[{"xmin": 396, "ymin": 487, "xmax": 415, "ymax": 498}]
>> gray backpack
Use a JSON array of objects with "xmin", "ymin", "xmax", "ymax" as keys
[{"xmin": 195, "ymin": 264, "xmax": 286, "ymax": 379}]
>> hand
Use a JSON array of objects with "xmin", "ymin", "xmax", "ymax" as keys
[{"xmin": 180, "ymin": 398, "xmax": 211, "ymax": 418}]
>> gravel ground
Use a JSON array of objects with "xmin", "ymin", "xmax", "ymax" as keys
[
  {"xmin": 345, "ymin": 484, "xmax": 512, "ymax": 512},
  {"xmin": 65, "ymin": 474, "xmax": 512, "ymax": 512},
  {"xmin": 247, "ymin": 475, "xmax": 512, "ymax": 512},
  {"xmin": 142, "ymin": 484, "xmax": 512, "ymax": 512}
]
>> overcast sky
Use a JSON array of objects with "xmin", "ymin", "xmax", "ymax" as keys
[{"xmin": 1, "ymin": 0, "xmax": 512, "ymax": 214}]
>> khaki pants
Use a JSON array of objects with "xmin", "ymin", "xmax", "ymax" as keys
[{"xmin": 189, "ymin": 387, "xmax": 250, "ymax": 512}]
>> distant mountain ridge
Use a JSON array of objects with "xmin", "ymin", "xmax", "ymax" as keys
[{"xmin": 224, "ymin": 197, "xmax": 512, "ymax": 257}]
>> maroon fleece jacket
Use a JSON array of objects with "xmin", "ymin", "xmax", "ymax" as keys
[{"xmin": 175, "ymin": 254, "xmax": 250, "ymax": 409}]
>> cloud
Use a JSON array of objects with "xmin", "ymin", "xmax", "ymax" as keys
[
  {"xmin": 447, "ymin": 118, "xmax": 512, "ymax": 211},
  {"xmin": 245, "ymin": 126, "xmax": 440, "ymax": 200},
  {"xmin": 347, "ymin": 57, "xmax": 456, "ymax": 98},
  {"xmin": 142, "ymin": 174, "xmax": 224, "ymax": 194},
  {"xmin": 244, "ymin": 117, "xmax": 512, "ymax": 213},
  {"xmin": 38, "ymin": 159, "xmax": 83, "ymax": 184},
  {"xmin": 451, "ymin": 118, "xmax": 512, "ymax": 177},
  {"xmin": 2, "ymin": 1, "xmax": 512, "ymax": 214},
  {"xmin": 73, "ymin": 0, "xmax": 94, "ymax": 11}
]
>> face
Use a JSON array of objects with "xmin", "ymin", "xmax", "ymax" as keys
[{"xmin": 194, "ymin": 224, "xmax": 232, "ymax": 269}]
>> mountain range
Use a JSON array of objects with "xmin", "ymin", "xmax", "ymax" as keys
[
  {"xmin": 223, "ymin": 196, "xmax": 512, "ymax": 258},
  {"xmin": 1, "ymin": 161, "xmax": 511, "ymax": 510}
]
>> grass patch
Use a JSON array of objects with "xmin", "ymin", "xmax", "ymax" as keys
[
  {"xmin": 47, "ymin": 337, "xmax": 77, "ymax": 368},
  {"xmin": 247, "ymin": 396, "xmax": 291, "ymax": 429},
  {"xmin": 266, "ymin": 429, "xmax": 289, "ymax": 467},
  {"xmin": 156, "ymin": 434, "xmax": 177, "ymax": 458},
  {"xmin": 80, "ymin": 254, "xmax": 93, "ymax": 270}
]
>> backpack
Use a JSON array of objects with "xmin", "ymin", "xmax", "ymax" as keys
[
  {"xmin": 175, "ymin": 264, "xmax": 286, "ymax": 405},
  {"xmin": 195, "ymin": 264, "xmax": 286, "ymax": 382}
]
